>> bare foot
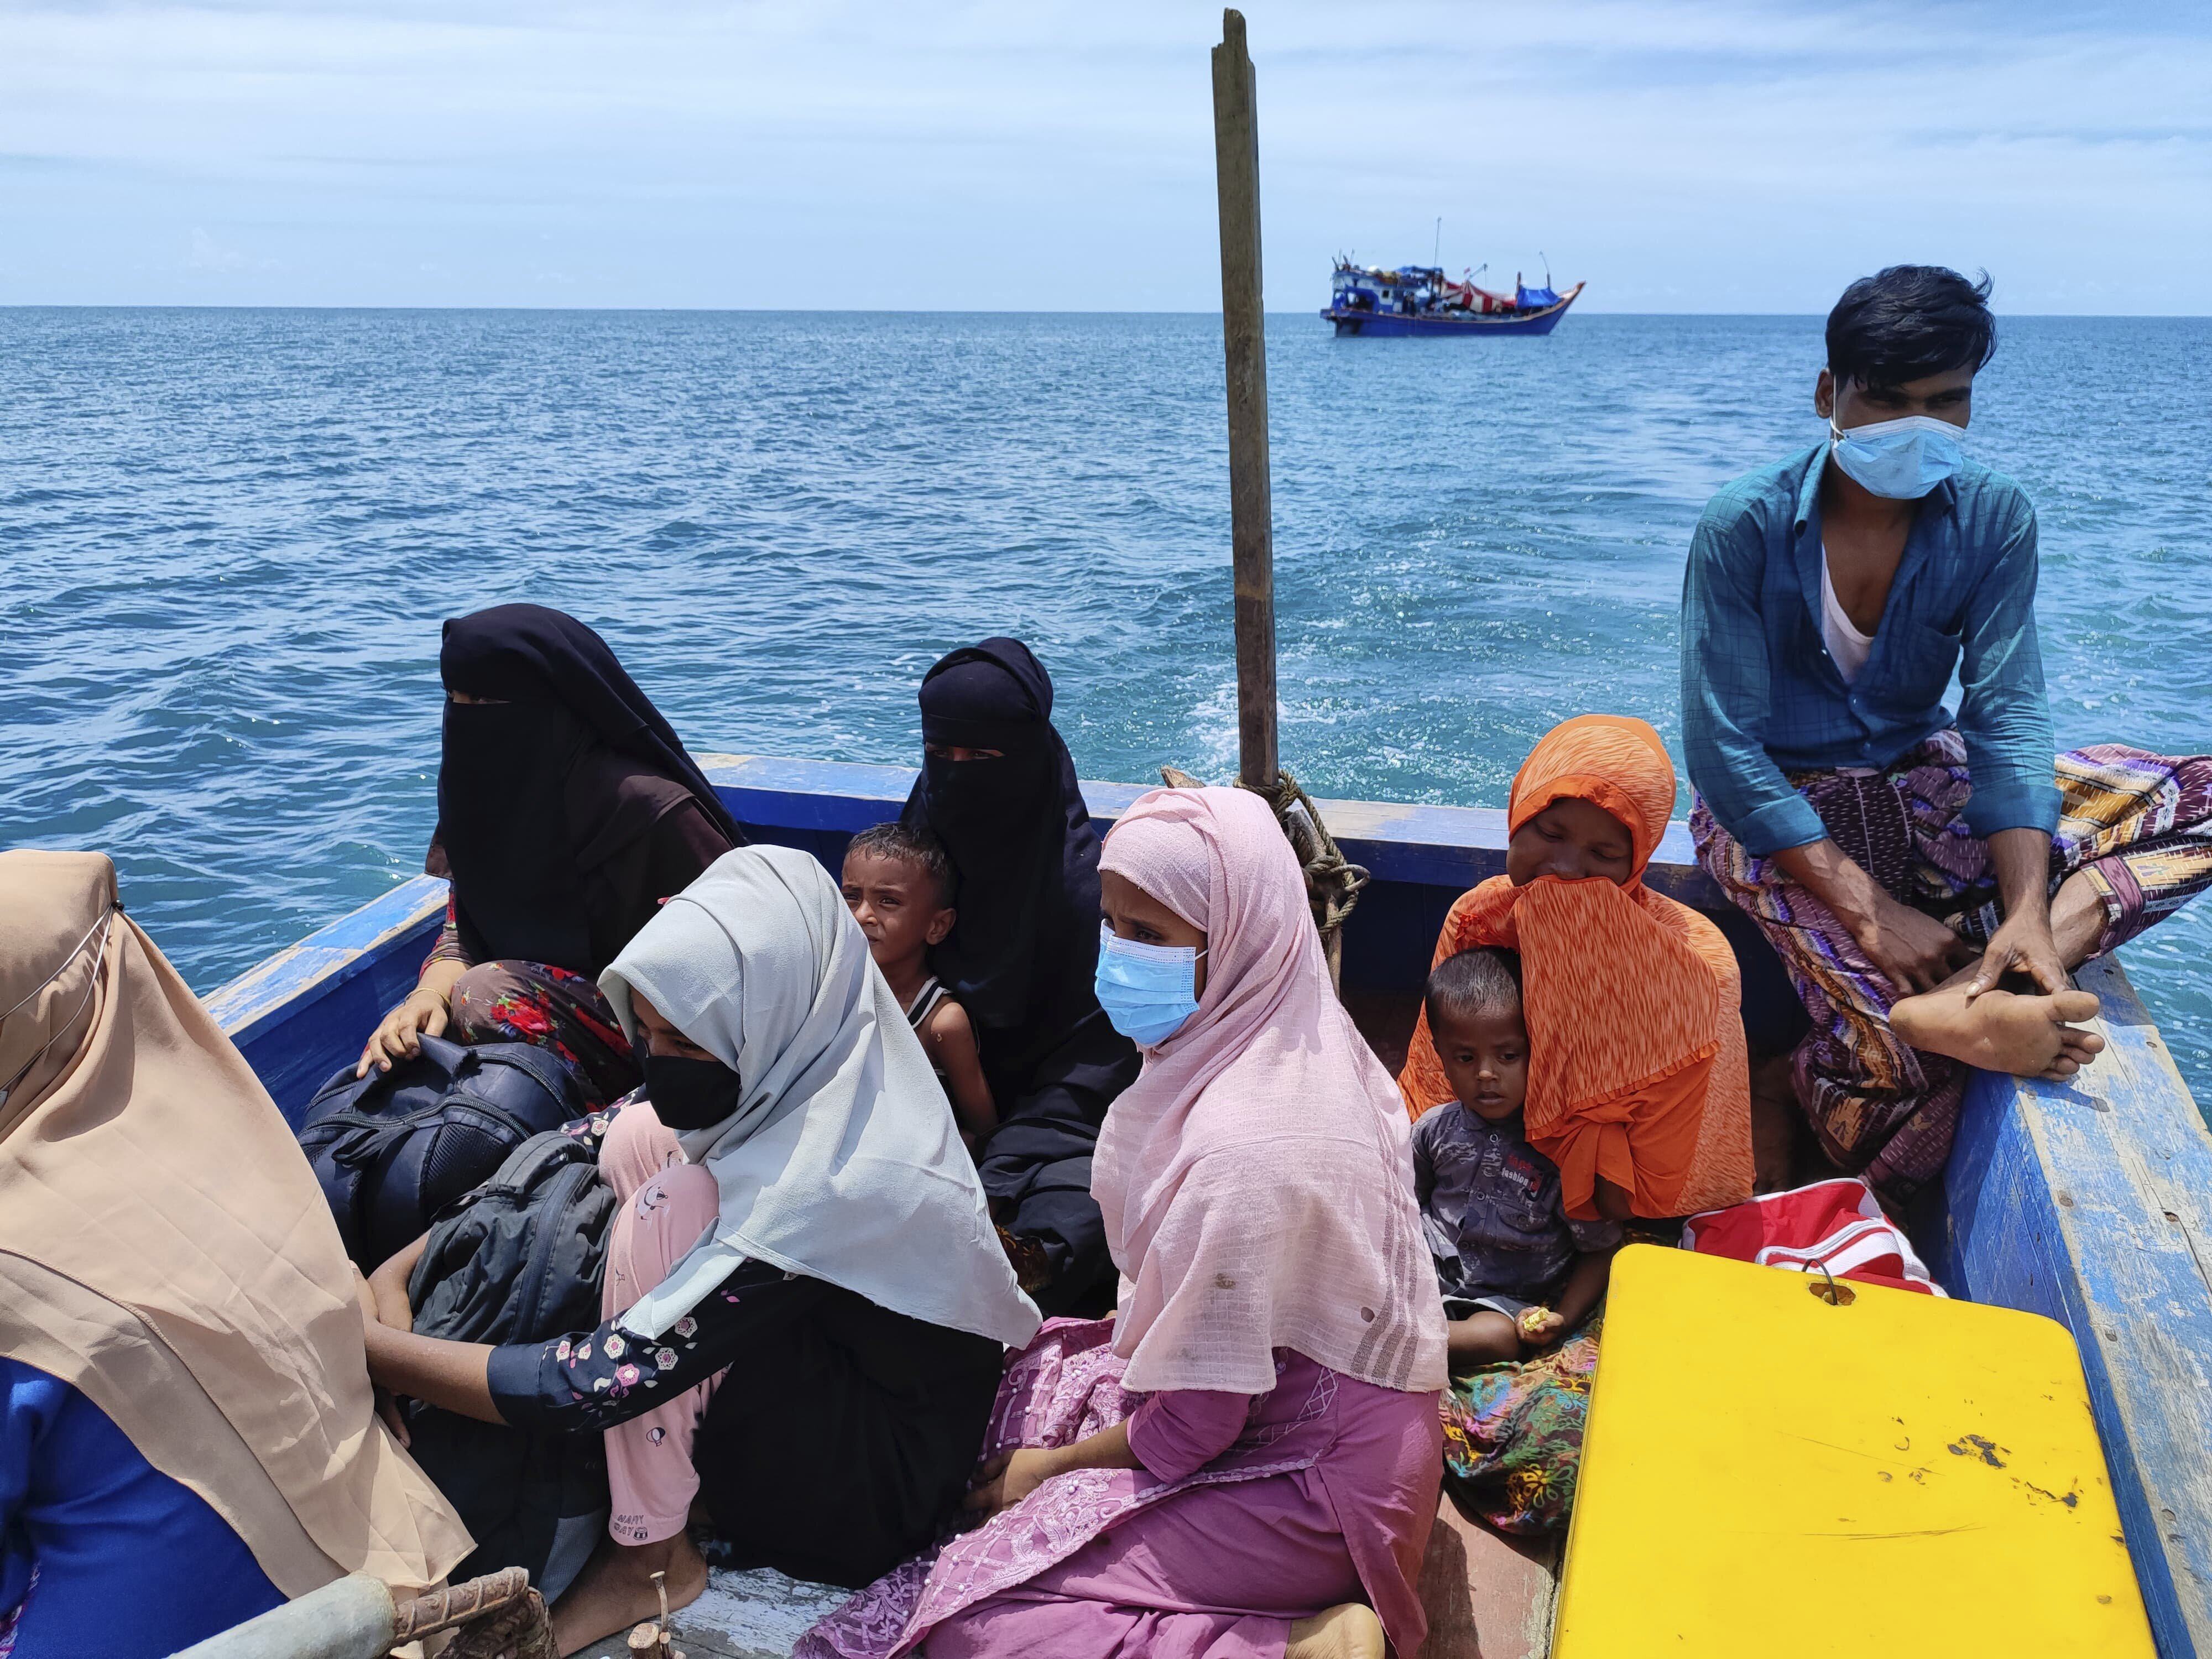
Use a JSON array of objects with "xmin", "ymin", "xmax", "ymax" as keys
[
  {"xmin": 1891, "ymin": 985, "xmax": 2105, "ymax": 1082},
  {"xmin": 549, "ymin": 1530, "xmax": 709, "ymax": 1657},
  {"xmin": 1287, "ymin": 1603, "xmax": 1385, "ymax": 1659}
]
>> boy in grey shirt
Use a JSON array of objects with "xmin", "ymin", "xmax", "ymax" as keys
[{"xmin": 1410, "ymin": 947, "xmax": 1620, "ymax": 1370}]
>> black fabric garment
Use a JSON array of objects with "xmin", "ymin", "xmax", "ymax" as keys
[
  {"xmin": 427, "ymin": 789, "xmax": 738, "ymax": 978},
  {"xmin": 643, "ymin": 1053, "xmax": 744, "ymax": 1133},
  {"xmin": 973, "ymin": 1015, "xmax": 1137, "ymax": 1314},
  {"xmin": 487, "ymin": 1260, "xmax": 1002, "ymax": 1589},
  {"xmin": 898, "ymin": 639, "xmax": 1139, "ymax": 1313},
  {"xmin": 438, "ymin": 698, "xmax": 595, "ymax": 970},
  {"xmin": 432, "ymin": 604, "xmax": 745, "ymax": 974},
  {"xmin": 899, "ymin": 639, "xmax": 1096, "ymax": 1045}
]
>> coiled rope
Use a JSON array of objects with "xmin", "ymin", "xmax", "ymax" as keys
[
  {"xmin": 1159, "ymin": 765, "xmax": 1370, "ymax": 984},
  {"xmin": 394, "ymin": 1566, "xmax": 557, "ymax": 1657}
]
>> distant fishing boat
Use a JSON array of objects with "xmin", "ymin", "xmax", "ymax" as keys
[{"xmin": 1322, "ymin": 257, "xmax": 1584, "ymax": 337}]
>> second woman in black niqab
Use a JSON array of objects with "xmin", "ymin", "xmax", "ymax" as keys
[
  {"xmin": 901, "ymin": 638, "xmax": 1139, "ymax": 1314},
  {"xmin": 357, "ymin": 605, "xmax": 745, "ymax": 1104}
]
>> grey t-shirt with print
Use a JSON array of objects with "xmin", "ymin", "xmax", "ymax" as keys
[{"xmin": 1410, "ymin": 1100, "xmax": 1623, "ymax": 1315}]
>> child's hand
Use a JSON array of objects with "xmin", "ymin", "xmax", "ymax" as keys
[{"xmin": 1517, "ymin": 1306, "xmax": 1566, "ymax": 1348}]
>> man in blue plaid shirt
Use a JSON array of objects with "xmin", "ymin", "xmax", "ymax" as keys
[{"xmin": 1682, "ymin": 265, "xmax": 2212, "ymax": 1196}]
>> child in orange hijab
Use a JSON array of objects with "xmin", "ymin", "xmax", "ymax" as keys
[{"xmin": 1399, "ymin": 716, "xmax": 1755, "ymax": 1221}]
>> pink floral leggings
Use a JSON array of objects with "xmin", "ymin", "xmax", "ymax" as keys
[{"xmin": 596, "ymin": 1102, "xmax": 726, "ymax": 1546}]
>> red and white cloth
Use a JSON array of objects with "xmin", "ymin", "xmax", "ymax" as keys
[{"xmin": 1680, "ymin": 1177, "xmax": 1944, "ymax": 1296}]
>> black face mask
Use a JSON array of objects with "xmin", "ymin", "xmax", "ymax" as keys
[{"xmin": 645, "ymin": 1053, "xmax": 743, "ymax": 1132}]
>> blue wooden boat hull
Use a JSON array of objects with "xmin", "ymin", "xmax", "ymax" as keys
[
  {"xmin": 1321, "ymin": 291, "xmax": 1578, "ymax": 337},
  {"xmin": 204, "ymin": 754, "xmax": 2212, "ymax": 1656}
]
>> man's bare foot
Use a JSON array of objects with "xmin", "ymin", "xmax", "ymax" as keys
[
  {"xmin": 1891, "ymin": 985, "xmax": 2105, "ymax": 1082},
  {"xmin": 1286, "ymin": 1602, "xmax": 1385, "ymax": 1659},
  {"xmin": 549, "ymin": 1530, "xmax": 709, "ymax": 1657}
]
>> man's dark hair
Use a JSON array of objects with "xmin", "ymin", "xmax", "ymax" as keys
[
  {"xmin": 843, "ymin": 821, "xmax": 955, "ymax": 909},
  {"xmin": 1425, "ymin": 946, "xmax": 1523, "ymax": 1031},
  {"xmin": 1825, "ymin": 265, "xmax": 1996, "ymax": 390}
]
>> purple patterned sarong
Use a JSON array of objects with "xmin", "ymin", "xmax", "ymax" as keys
[
  {"xmin": 1694, "ymin": 729, "xmax": 2212, "ymax": 1193},
  {"xmin": 797, "ymin": 1318, "xmax": 1441, "ymax": 1659}
]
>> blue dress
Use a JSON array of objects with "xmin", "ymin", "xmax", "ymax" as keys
[{"xmin": 0, "ymin": 1359, "xmax": 284, "ymax": 1659}]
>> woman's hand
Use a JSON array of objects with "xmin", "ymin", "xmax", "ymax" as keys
[
  {"xmin": 357, "ymin": 987, "xmax": 450, "ymax": 1078},
  {"xmin": 367, "ymin": 1232, "xmax": 430, "ymax": 1336},
  {"xmin": 962, "ymin": 1446, "xmax": 1062, "ymax": 1520},
  {"xmin": 354, "ymin": 1267, "xmax": 383, "ymax": 1332}
]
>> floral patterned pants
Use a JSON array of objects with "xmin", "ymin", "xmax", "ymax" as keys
[{"xmin": 1440, "ymin": 1313, "xmax": 1601, "ymax": 1535}]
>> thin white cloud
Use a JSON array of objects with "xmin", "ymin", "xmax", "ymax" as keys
[
  {"xmin": 1, "ymin": 0, "xmax": 2205, "ymax": 308},
  {"xmin": 186, "ymin": 225, "xmax": 251, "ymax": 269}
]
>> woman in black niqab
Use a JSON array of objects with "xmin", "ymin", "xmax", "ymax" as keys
[
  {"xmin": 901, "ymin": 638, "xmax": 1139, "ymax": 1314},
  {"xmin": 357, "ymin": 604, "xmax": 745, "ymax": 1104}
]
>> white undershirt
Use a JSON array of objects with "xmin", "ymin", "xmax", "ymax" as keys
[{"xmin": 1820, "ymin": 544, "xmax": 1875, "ymax": 685}]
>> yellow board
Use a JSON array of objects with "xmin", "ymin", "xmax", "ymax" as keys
[{"xmin": 1553, "ymin": 1245, "xmax": 2155, "ymax": 1658}]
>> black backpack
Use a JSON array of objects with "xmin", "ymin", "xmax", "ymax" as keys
[
  {"xmin": 402, "ymin": 1129, "xmax": 618, "ymax": 1602},
  {"xmin": 296, "ymin": 1034, "xmax": 585, "ymax": 1272}
]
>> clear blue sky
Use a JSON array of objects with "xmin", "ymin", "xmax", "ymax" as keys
[{"xmin": 3, "ymin": 0, "xmax": 2206, "ymax": 312}]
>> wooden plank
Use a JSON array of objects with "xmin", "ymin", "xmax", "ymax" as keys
[
  {"xmin": 570, "ymin": 1566, "xmax": 851, "ymax": 1659},
  {"xmin": 1944, "ymin": 957, "xmax": 2212, "ymax": 1658},
  {"xmin": 203, "ymin": 874, "xmax": 448, "ymax": 1040},
  {"xmin": 1417, "ymin": 1496, "xmax": 1558, "ymax": 1659},
  {"xmin": 1210, "ymin": 7, "xmax": 1279, "ymax": 790}
]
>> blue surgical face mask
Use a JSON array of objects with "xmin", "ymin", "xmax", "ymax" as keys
[
  {"xmin": 1828, "ymin": 409, "xmax": 1965, "ymax": 499},
  {"xmin": 1095, "ymin": 924, "xmax": 1206, "ymax": 1047}
]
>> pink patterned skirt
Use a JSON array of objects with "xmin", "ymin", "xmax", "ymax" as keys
[{"xmin": 796, "ymin": 1319, "xmax": 1442, "ymax": 1659}]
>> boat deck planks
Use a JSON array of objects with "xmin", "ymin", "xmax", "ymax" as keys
[
  {"xmin": 200, "ymin": 753, "xmax": 2210, "ymax": 1656},
  {"xmin": 565, "ymin": 1491, "xmax": 1561, "ymax": 1659},
  {"xmin": 1417, "ymin": 1501, "xmax": 1559, "ymax": 1658},
  {"xmin": 570, "ymin": 1566, "xmax": 851, "ymax": 1659}
]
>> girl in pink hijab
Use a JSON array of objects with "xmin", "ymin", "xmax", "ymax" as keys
[{"xmin": 800, "ymin": 787, "xmax": 1447, "ymax": 1659}]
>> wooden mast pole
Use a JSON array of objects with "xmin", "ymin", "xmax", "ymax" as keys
[{"xmin": 1212, "ymin": 8, "xmax": 1277, "ymax": 791}]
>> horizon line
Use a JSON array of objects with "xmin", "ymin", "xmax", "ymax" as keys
[{"xmin": 5, "ymin": 304, "xmax": 2208, "ymax": 320}]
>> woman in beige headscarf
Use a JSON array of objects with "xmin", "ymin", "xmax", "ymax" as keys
[{"xmin": 0, "ymin": 851, "xmax": 468, "ymax": 1658}]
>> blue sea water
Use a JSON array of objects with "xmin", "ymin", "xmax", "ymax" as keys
[{"xmin": 3, "ymin": 309, "xmax": 2208, "ymax": 1104}]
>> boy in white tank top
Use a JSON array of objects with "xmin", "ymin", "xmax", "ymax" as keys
[{"xmin": 840, "ymin": 822, "xmax": 999, "ymax": 1151}]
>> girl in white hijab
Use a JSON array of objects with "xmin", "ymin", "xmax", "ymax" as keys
[{"xmin": 364, "ymin": 846, "xmax": 1039, "ymax": 1653}]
